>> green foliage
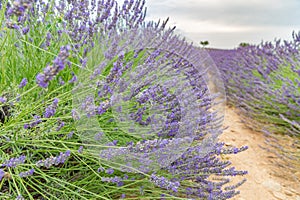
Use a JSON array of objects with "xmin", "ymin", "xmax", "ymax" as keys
[{"xmin": 200, "ymin": 40, "xmax": 209, "ymax": 47}]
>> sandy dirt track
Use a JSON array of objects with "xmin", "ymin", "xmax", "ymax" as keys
[{"xmin": 219, "ymin": 106, "xmax": 300, "ymax": 200}]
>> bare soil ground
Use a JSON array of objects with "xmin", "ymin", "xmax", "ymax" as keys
[{"xmin": 219, "ymin": 106, "xmax": 300, "ymax": 200}]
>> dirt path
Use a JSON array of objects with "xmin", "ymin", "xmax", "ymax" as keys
[{"xmin": 219, "ymin": 106, "xmax": 300, "ymax": 200}]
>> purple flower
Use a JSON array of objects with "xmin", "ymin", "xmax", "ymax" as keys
[
  {"xmin": 78, "ymin": 146, "xmax": 83, "ymax": 153},
  {"xmin": 66, "ymin": 131, "xmax": 74, "ymax": 139},
  {"xmin": 80, "ymin": 58, "xmax": 87, "ymax": 68},
  {"xmin": 36, "ymin": 73, "xmax": 49, "ymax": 88},
  {"xmin": 46, "ymin": 32, "xmax": 52, "ymax": 47},
  {"xmin": 36, "ymin": 46, "xmax": 70, "ymax": 88},
  {"xmin": 0, "ymin": 169, "xmax": 5, "ymax": 181},
  {"xmin": 23, "ymin": 124, "xmax": 30, "ymax": 129},
  {"xmin": 97, "ymin": 167, "xmax": 105, "ymax": 172},
  {"xmin": 44, "ymin": 98, "xmax": 59, "ymax": 118},
  {"xmin": 1, "ymin": 155, "xmax": 26, "ymax": 168},
  {"xmin": 94, "ymin": 132, "xmax": 103, "ymax": 141},
  {"xmin": 150, "ymin": 174, "xmax": 180, "ymax": 192},
  {"xmin": 56, "ymin": 120, "xmax": 65, "ymax": 131},
  {"xmin": 71, "ymin": 109, "xmax": 80, "ymax": 120},
  {"xmin": 105, "ymin": 168, "xmax": 114, "ymax": 175},
  {"xmin": 16, "ymin": 195, "xmax": 25, "ymax": 200},
  {"xmin": 68, "ymin": 72, "xmax": 77, "ymax": 83},
  {"xmin": 81, "ymin": 96, "xmax": 96, "ymax": 117},
  {"xmin": 16, "ymin": 93, "xmax": 21, "ymax": 102},
  {"xmin": 112, "ymin": 140, "xmax": 118, "ymax": 145},
  {"xmin": 101, "ymin": 176, "xmax": 124, "ymax": 187},
  {"xmin": 9, "ymin": 0, "xmax": 32, "ymax": 17},
  {"xmin": 36, "ymin": 150, "xmax": 71, "ymax": 168},
  {"xmin": 59, "ymin": 77, "xmax": 65, "ymax": 85},
  {"xmin": 0, "ymin": 96, "xmax": 7, "ymax": 103},
  {"xmin": 18, "ymin": 78, "xmax": 28, "ymax": 88},
  {"xmin": 22, "ymin": 26, "xmax": 29, "ymax": 35},
  {"xmin": 19, "ymin": 168, "xmax": 34, "ymax": 178}
]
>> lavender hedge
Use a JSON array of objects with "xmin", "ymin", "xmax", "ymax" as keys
[
  {"xmin": 0, "ymin": 0, "xmax": 248, "ymax": 199},
  {"xmin": 209, "ymin": 33, "xmax": 300, "ymax": 180}
]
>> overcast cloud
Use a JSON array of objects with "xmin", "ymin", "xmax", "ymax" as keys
[{"xmin": 124, "ymin": 0, "xmax": 300, "ymax": 48}]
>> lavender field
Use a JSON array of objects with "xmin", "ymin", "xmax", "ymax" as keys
[
  {"xmin": 0, "ymin": 0, "xmax": 299, "ymax": 199},
  {"xmin": 208, "ymin": 37, "xmax": 300, "ymax": 176}
]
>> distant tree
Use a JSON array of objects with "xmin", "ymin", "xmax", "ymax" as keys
[
  {"xmin": 239, "ymin": 42, "xmax": 250, "ymax": 47},
  {"xmin": 200, "ymin": 40, "xmax": 209, "ymax": 47}
]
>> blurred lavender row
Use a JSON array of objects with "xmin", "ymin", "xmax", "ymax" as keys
[{"xmin": 208, "ymin": 32, "xmax": 300, "ymax": 180}]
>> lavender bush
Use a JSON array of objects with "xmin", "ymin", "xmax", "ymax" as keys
[
  {"xmin": 208, "ymin": 33, "xmax": 300, "ymax": 181},
  {"xmin": 0, "ymin": 0, "xmax": 247, "ymax": 199}
]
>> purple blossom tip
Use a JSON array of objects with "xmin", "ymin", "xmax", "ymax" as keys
[
  {"xmin": 0, "ymin": 169, "xmax": 5, "ymax": 181},
  {"xmin": 18, "ymin": 78, "xmax": 28, "ymax": 88},
  {"xmin": 0, "ymin": 96, "xmax": 7, "ymax": 103},
  {"xmin": 36, "ymin": 150, "xmax": 71, "ymax": 168},
  {"xmin": 22, "ymin": 26, "xmax": 29, "ymax": 35},
  {"xmin": 19, "ymin": 168, "xmax": 34, "ymax": 178},
  {"xmin": 106, "ymin": 168, "xmax": 114, "ymax": 175},
  {"xmin": 97, "ymin": 167, "xmax": 105, "ymax": 172},
  {"xmin": 2, "ymin": 155, "xmax": 26, "ymax": 168},
  {"xmin": 69, "ymin": 72, "xmax": 77, "ymax": 83},
  {"xmin": 67, "ymin": 131, "xmax": 74, "ymax": 139},
  {"xmin": 150, "ymin": 174, "xmax": 180, "ymax": 192},
  {"xmin": 78, "ymin": 146, "xmax": 83, "ymax": 153},
  {"xmin": 36, "ymin": 73, "xmax": 48, "ymax": 88}
]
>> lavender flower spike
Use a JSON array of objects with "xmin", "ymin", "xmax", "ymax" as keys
[
  {"xmin": 0, "ymin": 96, "xmax": 7, "ymax": 103},
  {"xmin": 1, "ymin": 155, "xmax": 26, "ymax": 168},
  {"xmin": 19, "ymin": 168, "xmax": 34, "ymax": 178},
  {"xmin": 69, "ymin": 72, "xmax": 78, "ymax": 83},
  {"xmin": 36, "ymin": 150, "xmax": 71, "ymax": 168},
  {"xmin": 16, "ymin": 195, "xmax": 25, "ymax": 200},
  {"xmin": 150, "ymin": 174, "xmax": 180, "ymax": 192},
  {"xmin": 0, "ymin": 169, "xmax": 5, "ymax": 181},
  {"xmin": 18, "ymin": 78, "xmax": 28, "ymax": 88},
  {"xmin": 44, "ymin": 98, "xmax": 59, "ymax": 118},
  {"xmin": 36, "ymin": 45, "xmax": 71, "ymax": 88},
  {"xmin": 8, "ymin": 0, "xmax": 32, "ymax": 17}
]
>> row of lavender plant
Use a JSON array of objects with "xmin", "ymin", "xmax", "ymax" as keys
[
  {"xmin": 0, "ymin": 0, "xmax": 248, "ymax": 199},
  {"xmin": 208, "ymin": 33, "xmax": 300, "ymax": 181}
]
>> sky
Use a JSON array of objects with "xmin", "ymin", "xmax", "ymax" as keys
[{"xmin": 135, "ymin": 0, "xmax": 300, "ymax": 49}]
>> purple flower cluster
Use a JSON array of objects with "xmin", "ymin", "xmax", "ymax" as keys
[
  {"xmin": 1, "ymin": 155, "xmax": 26, "ymax": 168},
  {"xmin": 150, "ymin": 174, "xmax": 180, "ymax": 192},
  {"xmin": 56, "ymin": 119, "xmax": 65, "ymax": 131},
  {"xmin": 44, "ymin": 98, "xmax": 59, "ymax": 118},
  {"xmin": 18, "ymin": 78, "xmax": 28, "ymax": 88},
  {"xmin": 0, "ymin": 96, "xmax": 7, "ymax": 103},
  {"xmin": 7, "ymin": 0, "xmax": 32, "ymax": 17},
  {"xmin": 0, "ymin": 169, "xmax": 5, "ymax": 181},
  {"xmin": 66, "ymin": 131, "xmax": 75, "ymax": 139},
  {"xmin": 71, "ymin": 109, "xmax": 80, "ymax": 120},
  {"xmin": 35, "ymin": 150, "xmax": 71, "ymax": 168},
  {"xmin": 81, "ymin": 96, "xmax": 96, "ymax": 118},
  {"xmin": 16, "ymin": 195, "xmax": 25, "ymax": 200},
  {"xmin": 69, "ymin": 72, "xmax": 78, "ymax": 83},
  {"xmin": 19, "ymin": 168, "xmax": 34, "ymax": 178},
  {"xmin": 77, "ymin": 146, "xmax": 83, "ymax": 153},
  {"xmin": 101, "ymin": 176, "xmax": 124, "ymax": 187},
  {"xmin": 4, "ymin": 0, "xmax": 32, "ymax": 30},
  {"xmin": 105, "ymin": 168, "xmax": 114, "ymax": 175},
  {"xmin": 24, "ymin": 115, "xmax": 42, "ymax": 129},
  {"xmin": 36, "ymin": 46, "xmax": 71, "ymax": 88}
]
